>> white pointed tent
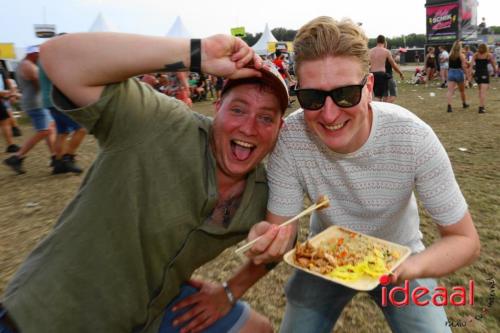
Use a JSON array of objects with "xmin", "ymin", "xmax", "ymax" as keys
[
  {"xmin": 251, "ymin": 23, "xmax": 277, "ymax": 55},
  {"xmin": 89, "ymin": 13, "xmax": 119, "ymax": 32},
  {"xmin": 166, "ymin": 16, "xmax": 191, "ymax": 38}
]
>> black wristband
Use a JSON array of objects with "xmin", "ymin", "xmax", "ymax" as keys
[{"xmin": 190, "ymin": 39, "xmax": 201, "ymax": 73}]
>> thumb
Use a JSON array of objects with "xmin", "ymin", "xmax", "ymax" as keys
[{"xmin": 187, "ymin": 278, "xmax": 204, "ymax": 289}]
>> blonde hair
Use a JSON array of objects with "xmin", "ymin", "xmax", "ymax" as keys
[
  {"xmin": 477, "ymin": 43, "xmax": 489, "ymax": 55},
  {"xmin": 449, "ymin": 41, "xmax": 462, "ymax": 60},
  {"xmin": 293, "ymin": 16, "xmax": 369, "ymax": 77}
]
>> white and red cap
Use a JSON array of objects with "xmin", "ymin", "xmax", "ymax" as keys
[{"xmin": 221, "ymin": 61, "xmax": 289, "ymax": 113}]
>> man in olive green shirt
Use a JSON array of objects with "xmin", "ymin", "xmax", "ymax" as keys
[{"xmin": 1, "ymin": 33, "xmax": 288, "ymax": 333}]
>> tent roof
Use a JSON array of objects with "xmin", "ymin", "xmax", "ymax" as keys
[
  {"xmin": 166, "ymin": 16, "xmax": 191, "ymax": 38},
  {"xmin": 252, "ymin": 23, "xmax": 278, "ymax": 55},
  {"xmin": 89, "ymin": 13, "xmax": 119, "ymax": 32}
]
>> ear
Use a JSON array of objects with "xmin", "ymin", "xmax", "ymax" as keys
[
  {"xmin": 366, "ymin": 73, "xmax": 374, "ymax": 94},
  {"xmin": 365, "ymin": 73, "xmax": 374, "ymax": 103},
  {"xmin": 214, "ymin": 98, "xmax": 222, "ymax": 114},
  {"xmin": 279, "ymin": 117, "xmax": 285, "ymax": 129}
]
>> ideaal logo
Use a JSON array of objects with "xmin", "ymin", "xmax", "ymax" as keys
[
  {"xmin": 379, "ymin": 276, "xmax": 474, "ymax": 307},
  {"xmin": 378, "ymin": 275, "xmax": 496, "ymax": 328}
]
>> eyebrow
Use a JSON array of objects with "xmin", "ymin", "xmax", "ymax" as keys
[{"xmin": 229, "ymin": 98, "xmax": 280, "ymax": 115}]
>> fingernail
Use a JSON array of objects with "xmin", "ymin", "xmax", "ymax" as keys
[
  {"xmin": 172, "ymin": 306, "xmax": 176, "ymax": 311},
  {"xmin": 379, "ymin": 274, "xmax": 391, "ymax": 285},
  {"xmin": 172, "ymin": 320, "xmax": 177, "ymax": 326}
]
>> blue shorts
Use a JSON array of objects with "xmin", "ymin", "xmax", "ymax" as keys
[
  {"xmin": 48, "ymin": 107, "xmax": 82, "ymax": 134},
  {"xmin": 159, "ymin": 284, "xmax": 250, "ymax": 333},
  {"xmin": 26, "ymin": 108, "xmax": 53, "ymax": 131},
  {"xmin": 447, "ymin": 69, "xmax": 464, "ymax": 83}
]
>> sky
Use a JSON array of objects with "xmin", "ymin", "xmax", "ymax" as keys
[{"xmin": 1, "ymin": 0, "xmax": 499, "ymax": 49}]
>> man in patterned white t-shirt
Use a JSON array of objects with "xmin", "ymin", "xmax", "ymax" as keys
[{"xmin": 244, "ymin": 17, "xmax": 480, "ymax": 333}]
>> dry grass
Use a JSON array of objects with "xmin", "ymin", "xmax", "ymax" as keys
[{"xmin": 0, "ymin": 74, "xmax": 498, "ymax": 332}]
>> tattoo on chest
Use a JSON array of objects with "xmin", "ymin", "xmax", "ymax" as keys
[{"xmin": 207, "ymin": 195, "xmax": 243, "ymax": 228}]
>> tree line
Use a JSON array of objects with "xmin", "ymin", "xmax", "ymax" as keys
[{"xmin": 242, "ymin": 26, "xmax": 500, "ymax": 49}]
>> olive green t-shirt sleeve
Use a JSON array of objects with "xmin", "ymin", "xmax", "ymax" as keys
[{"xmin": 52, "ymin": 78, "xmax": 197, "ymax": 150}]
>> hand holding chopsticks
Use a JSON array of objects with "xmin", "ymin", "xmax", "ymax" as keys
[{"xmin": 235, "ymin": 195, "xmax": 330, "ymax": 256}]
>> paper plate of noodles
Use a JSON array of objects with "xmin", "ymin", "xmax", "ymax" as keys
[{"xmin": 283, "ymin": 226, "xmax": 411, "ymax": 290}]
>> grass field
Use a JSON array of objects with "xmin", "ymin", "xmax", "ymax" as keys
[{"xmin": 1, "ymin": 72, "xmax": 498, "ymax": 332}]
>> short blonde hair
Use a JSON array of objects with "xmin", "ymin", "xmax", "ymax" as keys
[{"xmin": 293, "ymin": 16, "xmax": 369, "ymax": 77}]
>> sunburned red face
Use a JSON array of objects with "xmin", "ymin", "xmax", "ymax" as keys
[{"xmin": 212, "ymin": 83, "xmax": 283, "ymax": 179}]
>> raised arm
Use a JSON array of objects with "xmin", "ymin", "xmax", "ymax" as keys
[
  {"xmin": 387, "ymin": 51, "xmax": 404, "ymax": 79},
  {"xmin": 40, "ymin": 33, "xmax": 262, "ymax": 107}
]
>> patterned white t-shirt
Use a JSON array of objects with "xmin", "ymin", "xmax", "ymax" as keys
[{"xmin": 267, "ymin": 102, "xmax": 467, "ymax": 253}]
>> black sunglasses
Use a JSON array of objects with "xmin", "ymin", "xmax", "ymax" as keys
[{"xmin": 295, "ymin": 75, "xmax": 368, "ymax": 110}]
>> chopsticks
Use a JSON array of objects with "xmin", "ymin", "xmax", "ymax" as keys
[{"xmin": 235, "ymin": 195, "xmax": 330, "ymax": 255}]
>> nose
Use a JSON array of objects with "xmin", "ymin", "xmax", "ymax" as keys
[
  {"xmin": 320, "ymin": 96, "xmax": 342, "ymax": 123},
  {"xmin": 238, "ymin": 115, "xmax": 258, "ymax": 136}
]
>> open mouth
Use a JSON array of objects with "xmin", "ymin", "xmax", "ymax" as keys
[
  {"xmin": 231, "ymin": 139, "xmax": 256, "ymax": 161},
  {"xmin": 324, "ymin": 120, "xmax": 348, "ymax": 132}
]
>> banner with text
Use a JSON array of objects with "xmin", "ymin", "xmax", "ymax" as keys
[{"xmin": 426, "ymin": 3, "xmax": 459, "ymax": 43}]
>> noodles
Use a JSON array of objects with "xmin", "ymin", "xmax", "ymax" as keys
[{"xmin": 294, "ymin": 229, "xmax": 401, "ymax": 282}]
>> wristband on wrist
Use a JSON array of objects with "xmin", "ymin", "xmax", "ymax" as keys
[
  {"xmin": 190, "ymin": 39, "xmax": 201, "ymax": 73},
  {"xmin": 222, "ymin": 281, "xmax": 236, "ymax": 305}
]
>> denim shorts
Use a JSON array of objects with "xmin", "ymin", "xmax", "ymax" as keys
[
  {"xmin": 26, "ymin": 108, "xmax": 53, "ymax": 131},
  {"xmin": 158, "ymin": 284, "xmax": 250, "ymax": 333},
  {"xmin": 48, "ymin": 107, "xmax": 81, "ymax": 134},
  {"xmin": 448, "ymin": 69, "xmax": 465, "ymax": 83},
  {"xmin": 279, "ymin": 269, "xmax": 451, "ymax": 333}
]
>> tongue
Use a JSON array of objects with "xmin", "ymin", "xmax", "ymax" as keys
[{"xmin": 233, "ymin": 145, "xmax": 252, "ymax": 161}]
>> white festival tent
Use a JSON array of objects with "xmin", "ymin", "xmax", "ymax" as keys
[
  {"xmin": 166, "ymin": 16, "xmax": 191, "ymax": 38},
  {"xmin": 88, "ymin": 12, "xmax": 119, "ymax": 32},
  {"xmin": 251, "ymin": 23, "xmax": 277, "ymax": 56}
]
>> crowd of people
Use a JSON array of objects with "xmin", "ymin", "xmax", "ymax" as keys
[
  {"xmin": 0, "ymin": 15, "xmax": 494, "ymax": 333},
  {"xmin": 419, "ymin": 42, "xmax": 498, "ymax": 113},
  {"xmin": 2, "ymin": 45, "xmax": 86, "ymax": 175}
]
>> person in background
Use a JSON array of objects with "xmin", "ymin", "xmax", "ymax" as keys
[
  {"xmin": 4, "ymin": 78, "xmax": 23, "ymax": 138},
  {"xmin": 472, "ymin": 43, "xmax": 498, "ymax": 114},
  {"xmin": 39, "ymin": 61, "xmax": 86, "ymax": 174},
  {"xmin": 438, "ymin": 45, "xmax": 449, "ymax": 88},
  {"xmin": 141, "ymin": 73, "xmax": 159, "ymax": 88},
  {"xmin": 383, "ymin": 41, "xmax": 404, "ymax": 103},
  {"xmin": 171, "ymin": 71, "xmax": 192, "ymax": 107},
  {"xmin": 463, "ymin": 45, "xmax": 474, "ymax": 88},
  {"xmin": 369, "ymin": 35, "xmax": 403, "ymax": 101},
  {"xmin": 0, "ymin": 67, "xmax": 20, "ymax": 153},
  {"xmin": 1, "ymin": 32, "xmax": 288, "ymax": 333},
  {"xmin": 244, "ymin": 16, "xmax": 479, "ymax": 333},
  {"xmin": 213, "ymin": 75, "xmax": 224, "ymax": 103},
  {"xmin": 424, "ymin": 46, "xmax": 436, "ymax": 86},
  {"xmin": 273, "ymin": 50, "xmax": 294, "ymax": 107},
  {"xmin": 3, "ymin": 46, "xmax": 55, "ymax": 175},
  {"xmin": 446, "ymin": 41, "xmax": 469, "ymax": 113}
]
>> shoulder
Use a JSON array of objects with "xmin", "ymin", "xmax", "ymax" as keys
[
  {"xmin": 371, "ymin": 102, "xmax": 432, "ymax": 137},
  {"xmin": 283, "ymin": 109, "xmax": 307, "ymax": 131},
  {"xmin": 278, "ymin": 109, "xmax": 311, "ymax": 145}
]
